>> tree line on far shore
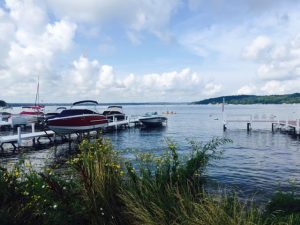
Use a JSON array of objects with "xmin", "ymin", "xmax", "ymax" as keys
[{"xmin": 194, "ymin": 93, "xmax": 300, "ymax": 104}]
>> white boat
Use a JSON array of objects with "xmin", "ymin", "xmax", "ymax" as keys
[
  {"xmin": 102, "ymin": 106, "xmax": 125, "ymax": 122},
  {"xmin": 139, "ymin": 112, "xmax": 167, "ymax": 127}
]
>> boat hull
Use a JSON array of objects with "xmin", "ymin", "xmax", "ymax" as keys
[
  {"xmin": 47, "ymin": 114, "xmax": 108, "ymax": 134},
  {"xmin": 139, "ymin": 116, "xmax": 167, "ymax": 127}
]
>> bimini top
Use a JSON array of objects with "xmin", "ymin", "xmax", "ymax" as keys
[
  {"xmin": 103, "ymin": 105, "xmax": 124, "ymax": 115},
  {"xmin": 72, "ymin": 100, "xmax": 98, "ymax": 106},
  {"xmin": 54, "ymin": 109, "xmax": 98, "ymax": 118},
  {"xmin": 107, "ymin": 105, "xmax": 122, "ymax": 109}
]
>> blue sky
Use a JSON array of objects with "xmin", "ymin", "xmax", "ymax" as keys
[{"xmin": 0, "ymin": 0, "xmax": 300, "ymax": 103}]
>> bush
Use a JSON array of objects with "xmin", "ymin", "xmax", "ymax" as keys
[{"xmin": 0, "ymin": 137, "xmax": 299, "ymax": 225}]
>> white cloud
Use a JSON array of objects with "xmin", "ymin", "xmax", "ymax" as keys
[
  {"xmin": 0, "ymin": 0, "xmax": 77, "ymax": 102},
  {"xmin": 242, "ymin": 35, "xmax": 272, "ymax": 60},
  {"xmin": 46, "ymin": 0, "xmax": 180, "ymax": 41},
  {"xmin": 203, "ymin": 83, "xmax": 222, "ymax": 96},
  {"xmin": 55, "ymin": 56, "xmax": 220, "ymax": 102},
  {"xmin": 237, "ymin": 85, "xmax": 257, "ymax": 95},
  {"xmin": 260, "ymin": 80, "xmax": 286, "ymax": 95}
]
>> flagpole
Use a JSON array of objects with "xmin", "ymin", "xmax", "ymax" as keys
[{"xmin": 222, "ymin": 97, "xmax": 226, "ymax": 131}]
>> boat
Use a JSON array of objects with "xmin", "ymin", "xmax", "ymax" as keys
[
  {"xmin": 139, "ymin": 112, "xmax": 167, "ymax": 127},
  {"xmin": 44, "ymin": 107, "xmax": 67, "ymax": 120},
  {"xmin": 0, "ymin": 106, "xmax": 13, "ymax": 121},
  {"xmin": 19, "ymin": 76, "xmax": 45, "ymax": 123},
  {"xmin": 20, "ymin": 105, "xmax": 45, "ymax": 123},
  {"xmin": 102, "ymin": 106, "xmax": 125, "ymax": 122},
  {"xmin": 47, "ymin": 100, "xmax": 108, "ymax": 134}
]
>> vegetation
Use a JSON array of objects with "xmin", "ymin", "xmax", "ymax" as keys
[
  {"xmin": 194, "ymin": 93, "xmax": 300, "ymax": 104},
  {"xmin": 0, "ymin": 100, "xmax": 7, "ymax": 107},
  {"xmin": 0, "ymin": 137, "xmax": 299, "ymax": 225}
]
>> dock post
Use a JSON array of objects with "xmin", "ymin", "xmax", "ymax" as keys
[
  {"xmin": 31, "ymin": 123, "xmax": 35, "ymax": 133},
  {"xmin": 223, "ymin": 124, "xmax": 227, "ymax": 131},
  {"xmin": 17, "ymin": 126, "xmax": 22, "ymax": 147},
  {"xmin": 114, "ymin": 116, "xmax": 118, "ymax": 130},
  {"xmin": 247, "ymin": 122, "xmax": 251, "ymax": 131}
]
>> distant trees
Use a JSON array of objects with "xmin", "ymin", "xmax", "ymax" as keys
[
  {"xmin": 0, "ymin": 100, "xmax": 7, "ymax": 107},
  {"xmin": 194, "ymin": 93, "xmax": 300, "ymax": 104}
]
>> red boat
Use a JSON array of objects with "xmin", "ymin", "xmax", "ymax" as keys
[{"xmin": 47, "ymin": 100, "xmax": 108, "ymax": 134}]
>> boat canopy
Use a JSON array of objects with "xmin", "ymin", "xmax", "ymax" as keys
[
  {"xmin": 72, "ymin": 100, "xmax": 98, "ymax": 106},
  {"xmin": 103, "ymin": 106, "xmax": 124, "ymax": 115},
  {"xmin": 56, "ymin": 107, "xmax": 67, "ymax": 110},
  {"xmin": 107, "ymin": 105, "xmax": 122, "ymax": 108},
  {"xmin": 58, "ymin": 109, "xmax": 98, "ymax": 117}
]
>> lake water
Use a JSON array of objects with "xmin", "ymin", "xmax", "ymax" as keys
[{"xmin": 1, "ymin": 104, "xmax": 300, "ymax": 201}]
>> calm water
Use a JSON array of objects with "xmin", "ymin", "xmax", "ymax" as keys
[{"xmin": 1, "ymin": 104, "xmax": 300, "ymax": 200}]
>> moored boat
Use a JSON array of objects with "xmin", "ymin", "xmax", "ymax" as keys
[
  {"xmin": 20, "ymin": 105, "xmax": 45, "ymax": 123},
  {"xmin": 139, "ymin": 112, "xmax": 167, "ymax": 127},
  {"xmin": 102, "ymin": 105, "xmax": 125, "ymax": 122},
  {"xmin": 47, "ymin": 100, "xmax": 108, "ymax": 134},
  {"xmin": 44, "ymin": 107, "xmax": 67, "ymax": 120}
]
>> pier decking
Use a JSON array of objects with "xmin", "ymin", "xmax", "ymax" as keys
[
  {"xmin": 0, "ymin": 116, "xmax": 141, "ymax": 152},
  {"xmin": 223, "ymin": 113, "xmax": 300, "ymax": 135}
]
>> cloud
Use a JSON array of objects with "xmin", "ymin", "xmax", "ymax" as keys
[
  {"xmin": 244, "ymin": 34, "xmax": 300, "ymax": 81},
  {"xmin": 242, "ymin": 36, "xmax": 272, "ymax": 60},
  {"xmin": 260, "ymin": 80, "xmax": 286, "ymax": 95},
  {"xmin": 203, "ymin": 83, "xmax": 222, "ymax": 96},
  {"xmin": 0, "ymin": 0, "xmax": 77, "ymax": 102},
  {"xmin": 237, "ymin": 85, "xmax": 257, "ymax": 95},
  {"xmin": 46, "ymin": 0, "xmax": 180, "ymax": 41},
  {"xmin": 55, "ymin": 56, "xmax": 221, "ymax": 102}
]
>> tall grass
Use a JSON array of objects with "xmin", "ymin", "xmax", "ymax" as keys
[
  {"xmin": 0, "ymin": 137, "xmax": 299, "ymax": 225},
  {"xmin": 71, "ymin": 139, "xmax": 124, "ymax": 225}
]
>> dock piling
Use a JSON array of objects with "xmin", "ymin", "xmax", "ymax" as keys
[
  {"xmin": 247, "ymin": 122, "xmax": 251, "ymax": 131},
  {"xmin": 17, "ymin": 127, "xmax": 22, "ymax": 148}
]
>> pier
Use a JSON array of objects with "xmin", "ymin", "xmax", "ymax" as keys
[
  {"xmin": 223, "ymin": 113, "xmax": 300, "ymax": 135},
  {"xmin": 0, "ymin": 116, "xmax": 141, "ymax": 153}
]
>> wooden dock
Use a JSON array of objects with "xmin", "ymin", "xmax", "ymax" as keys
[{"xmin": 0, "ymin": 116, "xmax": 141, "ymax": 152}]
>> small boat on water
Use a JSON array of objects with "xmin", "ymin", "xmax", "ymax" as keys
[
  {"xmin": 139, "ymin": 112, "xmax": 167, "ymax": 127},
  {"xmin": 102, "ymin": 106, "xmax": 125, "ymax": 122},
  {"xmin": 47, "ymin": 100, "xmax": 108, "ymax": 134}
]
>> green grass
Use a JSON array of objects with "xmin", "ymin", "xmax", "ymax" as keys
[{"xmin": 0, "ymin": 137, "xmax": 299, "ymax": 225}]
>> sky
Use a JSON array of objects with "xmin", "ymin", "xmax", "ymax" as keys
[{"xmin": 1, "ymin": 0, "xmax": 300, "ymax": 103}]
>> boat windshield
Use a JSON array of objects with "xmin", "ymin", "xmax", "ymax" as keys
[
  {"xmin": 60, "ymin": 109, "xmax": 97, "ymax": 116},
  {"xmin": 144, "ymin": 112, "xmax": 158, "ymax": 116}
]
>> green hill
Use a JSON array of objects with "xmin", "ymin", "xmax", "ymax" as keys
[{"xmin": 193, "ymin": 93, "xmax": 300, "ymax": 104}]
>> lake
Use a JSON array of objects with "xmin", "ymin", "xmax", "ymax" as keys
[{"xmin": 1, "ymin": 104, "xmax": 300, "ymax": 201}]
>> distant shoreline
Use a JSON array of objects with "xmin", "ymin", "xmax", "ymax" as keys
[{"xmin": 193, "ymin": 93, "xmax": 300, "ymax": 105}]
